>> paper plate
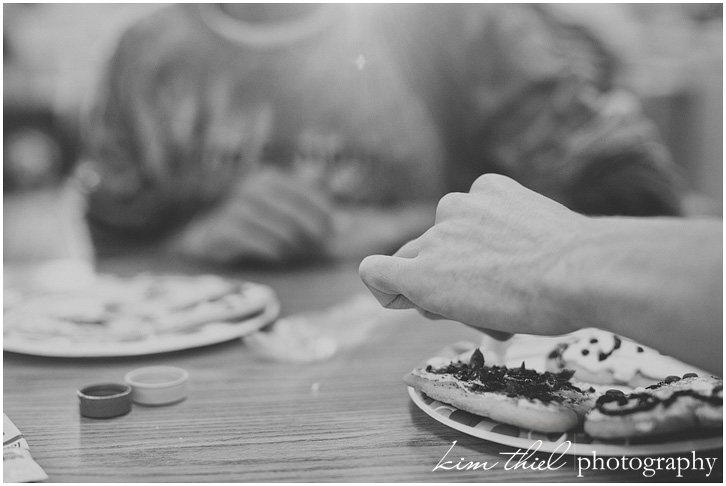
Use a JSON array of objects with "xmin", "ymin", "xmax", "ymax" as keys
[
  {"xmin": 409, "ymin": 386, "xmax": 722, "ymax": 457},
  {"xmin": 3, "ymin": 276, "xmax": 280, "ymax": 358}
]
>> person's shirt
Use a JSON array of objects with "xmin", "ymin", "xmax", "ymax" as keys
[{"xmin": 82, "ymin": 4, "xmax": 684, "ymax": 242}]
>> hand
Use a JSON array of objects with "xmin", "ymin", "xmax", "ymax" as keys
[
  {"xmin": 359, "ymin": 174, "xmax": 591, "ymax": 336},
  {"xmin": 172, "ymin": 167, "xmax": 334, "ymax": 264}
]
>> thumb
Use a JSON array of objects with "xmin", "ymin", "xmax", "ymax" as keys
[{"xmin": 359, "ymin": 255, "xmax": 415, "ymax": 310}]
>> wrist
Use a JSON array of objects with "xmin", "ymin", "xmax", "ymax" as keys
[{"xmin": 537, "ymin": 215, "xmax": 604, "ymax": 335}]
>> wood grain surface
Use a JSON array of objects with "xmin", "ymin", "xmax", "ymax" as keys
[{"xmin": 3, "ymin": 255, "xmax": 722, "ymax": 482}]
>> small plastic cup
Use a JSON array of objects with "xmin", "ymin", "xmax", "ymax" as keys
[
  {"xmin": 124, "ymin": 366, "xmax": 189, "ymax": 406},
  {"xmin": 78, "ymin": 383, "xmax": 132, "ymax": 418}
]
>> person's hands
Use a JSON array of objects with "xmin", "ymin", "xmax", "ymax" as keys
[
  {"xmin": 172, "ymin": 167, "xmax": 334, "ymax": 264},
  {"xmin": 359, "ymin": 174, "xmax": 591, "ymax": 336}
]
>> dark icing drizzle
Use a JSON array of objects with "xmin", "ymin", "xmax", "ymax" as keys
[
  {"xmin": 547, "ymin": 343, "xmax": 568, "ymax": 360},
  {"xmin": 548, "ymin": 333, "xmax": 624, "ymax": 365},
  {"xmin": 425, "ymin": 348, "xmax": 584, "ymax": 403},
  {"xmin": 595, "ymin": 376, "xmax": 723, "ymax": 416},
  {"xmin": 598, "ymin": 334, "xmax": 621, "ymax": 361}
]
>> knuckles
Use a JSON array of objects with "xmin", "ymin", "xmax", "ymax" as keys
[
  {"xmin": 435, "ymin": 192, "xmax": 469, "ymax": 223},
  {"xmin": 436, "ymin": 174, "xmax": 518, "ymax": 223},
  {"xmin": 469, "ymin": 172, "xmax": 515, "ymax": 193}
]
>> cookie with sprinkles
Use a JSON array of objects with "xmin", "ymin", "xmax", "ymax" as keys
[{"xmin": 404, "ymin": 348, "xmax": 595, "ymax": 433}]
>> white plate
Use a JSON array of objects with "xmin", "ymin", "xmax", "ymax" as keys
[
  {"xmin": 409, "ymin": 387, "xmax": 722, "ymax": 457},
  {"xmin": 4, "ymin": 302, "xmax": 279, "ymax": 358},
  {"xmin": 3, "ymin": 276, "xmax": 281, "ymax": 358}
]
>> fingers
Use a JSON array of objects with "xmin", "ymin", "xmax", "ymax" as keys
[
  {"xmin": 193, "ymin": 220, "xmax": 284, "ymax": 264},
  {"xmin": 434, "ymin": 192, "xmax": 468, "ymax": 224},
  {"xmin": 359, "ymin": 254, "xmax": 413, "ymax": 309},
  {"xmin": 481, "ymin": 329, "xmax": 514, "ymax": 341},
  {"xmin": 433, "ymin": 175, "xmax": 522, "ymax": 226},
  {"xmin": 392, "ymin": 238, "xmax": 420, "ymax": 259},
  {"xmin": 469, "ymin": 173, "xmax": 519, "ymax": 194},
  {"xmin": 238, "ymin": 195, "xmax": 331, "ymax": 254},
  {"xmin": 382, "ymin": 294, "xmax": 418, "ymax": 310},
  {"xmin": 177, "ymin": 196, "xmax": 329, "ymax": 265},
  {"xmin": 236, "ymin": 209, "xmax": 309, "ymax": 260},
  {"xmin": 417, "ymin": 308, "xmax": 448, "ymax": 320},
  {"xmin": 221, "ymin": 169, "xmax": 334, "ymax": 260},
  {"xmin": 247, "ymin": 167, "xmax": 332, "ymax": 216}
]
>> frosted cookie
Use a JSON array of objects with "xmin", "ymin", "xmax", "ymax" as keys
[
  {"xmin": 546, "ymin": 329, "xmax": 699, "ymax": 388},
  {"xmin": 584, "ymin": 374, "xmax": 723, "ymax": 439}
]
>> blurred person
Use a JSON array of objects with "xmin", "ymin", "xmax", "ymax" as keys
[
  {"xmin": 4, "ymin": 104, "xmax": 78, "ymax": 193},
  {"xmin": 359, "ymin": 174, "xmax": 722, "ymax": 374},
  {"xmin": 4, "ymin": 23, "xmax": 93, "ymax": 272},
  {"xmin": 3, "ymin": 99, "xmax": 95, "ymax": 293},
  {"xmin": 80, "ymin": 4, "xmax": 687, "ymax": 265}
]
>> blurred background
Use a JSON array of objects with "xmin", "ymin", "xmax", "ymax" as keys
[{"xmin": 3, "ymin": 3, "xmax": 722, "ymax": 206}]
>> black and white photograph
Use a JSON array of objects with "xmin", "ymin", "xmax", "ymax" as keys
[{"xmin": 3, "ymin": 2, "xmax": 723, "ymax": 482}]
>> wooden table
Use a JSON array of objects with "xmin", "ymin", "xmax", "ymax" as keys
[{"xmin": 3, "ymin": 255, "xmax": 723, "ymax": 482}]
